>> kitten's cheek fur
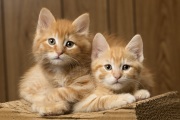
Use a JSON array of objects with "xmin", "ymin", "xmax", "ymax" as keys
[
  {"xmin": 134, "ymin": 89, "xmax": 150, "ymax": 100},
  {"xmin": 47, "ymin": 52, "xmax": 58, "ymax": 59},
  {"xmin": 104, "ymin": 76, "xmax": 116, "ymax": 85}
]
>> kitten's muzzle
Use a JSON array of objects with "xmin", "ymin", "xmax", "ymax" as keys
[
  {"xmin": 114, "ymin": 75, "xmax": 122, "ymax": 81},
  {"xmin": 56, "ymin": 51, "xmax": 64, "ymax": 56},
  {"xmin": 54, "ymin": 52, "xmax": 64, "ymax": 60}
]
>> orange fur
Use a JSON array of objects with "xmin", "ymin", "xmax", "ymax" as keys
[
  {"xmin": 19, "ymin": 8, "xmax": 95, "ymax": 116},
  {"xmin": 74, "ymin": 33, "xmax": 154, "ymax": 112}
]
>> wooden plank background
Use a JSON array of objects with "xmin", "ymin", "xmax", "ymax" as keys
[
  {"xmin": 2, "ymin": 0, "xmax": 62, "ymax": 100},
  {"xmin": 108, "ymin": 0, "xmax": 134, "ymax": 40},
  {"xmin": 0, "ymin": 0, "xmax": 179, "ymax": 101},
  {"xmin": 62, "ymin": 0, "xmax": 108, "ymax": 33},
  {"xmin": 0, "ymin": 0, "xmax": 7, "ymax": 102},
  {"xmin": 135, "ymin": 0, "xmax": 180, "ymax": 95}
]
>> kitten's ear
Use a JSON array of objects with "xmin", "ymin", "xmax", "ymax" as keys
[
  {"xmin": 72, "ymin": 13, "xmax": 89, "ymax": 35},
  {"xmin": 125, "ymin": 34, "xmax": 144, "ymax": 62},
  {"xmin": 37, "ymin": 8, "xmax": 56, "ymax": 33},
  {"xmin": 91, "ymin": 33, "xmax": 110, "ymax": 60}
]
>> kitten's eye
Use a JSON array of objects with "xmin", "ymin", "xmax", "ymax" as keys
[
  {"xmin": 122, "ymin": 64, "xmax": 130, "ymax": 70},
  {"xmin": 48, "ymin": 38, "xmax": 56, "ymax": 45},
  {"xmin": 65, "ymin": 41, "xmax": 74, "ymax": 48},
  {"xmin": 104, "ymin": 64, "xmax": 112, "ymax": 71}
]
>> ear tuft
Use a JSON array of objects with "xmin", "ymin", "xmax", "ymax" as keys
[
  {"xmin": 37, "ymin": 8, "xmax": 56, "ymax": 33},
  {"xmin": 125, "ymin": 34, "xmax": 144, "ymax": 62},
  {"xmin": 91, "ymin": 33, "xmax": 109, "ymax": 60},
  {"xmin": 72, "ymin": 13, "xmax": 90, "ymax": 35}
]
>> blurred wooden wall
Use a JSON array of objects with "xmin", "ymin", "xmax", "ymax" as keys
[{"xmin": 0, "ymin": 0, "xmax": 180, "ymax": 102}]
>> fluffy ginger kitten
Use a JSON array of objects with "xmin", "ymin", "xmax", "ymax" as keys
[
  {"xmin": 73, "ymin": 33, "xmax": 154, "ymax": 112},
  {"xmin": 19, "ymin": 8, "xmax": 94, "ymax": 115}
]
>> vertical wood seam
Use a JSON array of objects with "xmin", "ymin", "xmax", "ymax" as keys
[
  {"xmin": 1, "ymin": 0, "xmax": 8, "ymax": 101},
  {"xmin": 60, "ymin": 0, "xmax": 64, "ymax": 18},
  {"xmin": 132, "ymin": 0, "xmax": 137, "ymax": 35},
  {"xmin": 106, "ymin": 0, "xmax": 110, "ymax": 33}
]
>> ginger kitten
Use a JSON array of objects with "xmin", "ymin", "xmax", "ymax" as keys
[
  {"xmin": 74, "ymin": 33, "xmax": 154, "ymax": 112},
  {"xmin": 19, "ymin": 8, "xmax": 94, "ymax": 115}
]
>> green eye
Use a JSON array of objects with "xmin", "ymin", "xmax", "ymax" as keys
[
  {"xmin": 48, "ymin": 38, "xmax": 56, "ymax": 45},
  {"xmin": 104, "ymin": 64, "xmax": 112, "ymax": 71},
  {"xmin": 65, "ymin": 41, "xmax": 74, "ymax": 48},
  {"xmin": 122, "ymin": 64, "xmax": 130, "ymax": 70}
]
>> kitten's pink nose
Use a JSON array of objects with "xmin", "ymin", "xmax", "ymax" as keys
[
  {"xmin": 114, "ymin": 74, "xmax": 121, "ymax": 80},
  {"xmin": 56, "ymin": 51, "xmax": 63, "ymax": 56}
]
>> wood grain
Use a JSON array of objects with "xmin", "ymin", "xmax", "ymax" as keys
[
  {"xmin": 108, "ymin": 0, "xmax": 134, "ymax": 40},
  {"xmin": 0, "ymin": 0, "xmax": 6, "ymax": 102},
  {"xmin": 135, "ymin": 0, "xmax": 180, "ymax": 95},
  {"xmin": 3, "ymin": 0, "xmax": 62, "ymax": 100},
  {"xmin": 62, "ymin": 0, "xmax": 108, "ymax": 33}
]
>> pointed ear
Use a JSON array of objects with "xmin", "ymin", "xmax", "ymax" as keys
[
  {"xmin": 72, "ymin": 13, "xmax": 89, "ymax": 35},
  {"xmin": 125, "ymin": 34, "xmax": 144, "ymax": 62},
  {"xmin": 37, "ymin": 8, "xmax": 56, "ymax": 33},
  {"xmin": 91, "ymin": 33, "xmax": 110, "ymax": 60}
]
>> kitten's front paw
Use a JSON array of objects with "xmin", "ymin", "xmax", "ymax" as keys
[
  {"xmin": 115, "ymin": 93, "xmax": 135, "ymax": 108},
  {"xmin": 134, "ymin": 89, "xmax": 150, "ymax": 101},
  {"xmin": 32, "ymin": 101, "xmax": 70, "ymax": 116},
  {"xmin": 120, "ymin": 93, "xmax": 136, "ymax": 104},
  {"xmin": 108, "ymin": 93, "xmax": 135, "ymax": 109}
]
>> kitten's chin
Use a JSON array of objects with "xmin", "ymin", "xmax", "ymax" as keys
[
  {"xmin": 50, "ymin": 59, "xmax": 64, "ymax": 65},
  {"xmin": 110, "ymin": 83, "xmax": 124, "ymax": 91}
]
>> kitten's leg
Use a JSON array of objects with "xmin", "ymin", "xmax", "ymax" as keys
[
  {"xmin": 32, "ymin": 100, "xmax": 70, "ymax": 116},
  {"xmin": 30, "ymin": 87, "xmax": 77, "ymax": 116},
  {"xmin": 134, "ymin": 89, "xmax": 150, "ymax": 101},
  {"xmin": 45, "ymin": 75, "xmax": 94, "ymax": 103},
  {"xmin": 74, "ymin": 93, "xmax": 135, "ymax": 112},
  {"xmin": 32, "ymin": 75, "xmax": 94, "ymax": 115},
  {"xmin": 19, "ymin": 65, "xmax": 51, "ymax": 103},
  {"xmin": 33, "ymin": 87, "xmax": 89, "ymax": 115},
  {"xmin": 20, "ymin": 78, "xmax": 50, "ymax": 103}
]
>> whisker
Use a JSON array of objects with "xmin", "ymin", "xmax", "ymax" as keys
[{"xmin": 68, "ymin": 56, "xmax": 81, "ymax": 66}]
